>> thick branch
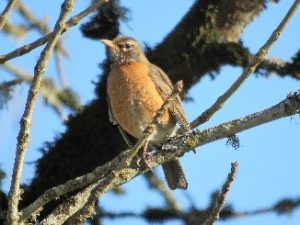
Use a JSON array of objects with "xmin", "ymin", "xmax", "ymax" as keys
[
  {"xmin": 20, "ymin": 90, "xmax": 300, "ymax": 221},
  {"xmin": 39, "ymin": 183, "xmax": 97, "ymax": 225}
]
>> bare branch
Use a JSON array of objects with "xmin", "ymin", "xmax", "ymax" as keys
[
  {"xmin": 203, "ymin": 162, "xmax": 238, "ymax": 225},
  {"xmin": 15, "ymin": 1, "xmax": 70, "ymax": 86},
  {"xmin": 82, "ymin": 196, "xmax": 300, "ymax": 222},
  {"xmin": 15, "ymin": 1, "xmax": 67, "ymax": 56},
  {"xmin": 0, "ymin": 0, "xmax": 19, "ymax": 30},
  {"xmin": 190, "ymin": 0, "xmax": 300, "ymax": 129},
  {"xmin": 62, "ymin": 173, "xmax": 116, "ymax": 225},
  {"xmin": 0, "ymin": 0, "xmax": 109, "ymax": 64},
  {"xmin": 2, "ymin": 22, "xmax": 27, "ymax": 39},
  {"xmin": 6, "ymin": 0, "xmax": 75, "ymax": 224},
  {"xmin": 39, "ymin": 183, "xmax": 97, "ymax": 225},
  {"xmin": 19, "ymin": 90, "xmax": 300, "ymax": 222},
  {"xmin": 1, "ymin": 63, "xmax": 75, "ymax": 119},
  {"xmin": 145, "ymin": 171, "xmax": 182, "ymax": 212},
  {"xmin": 221, "ymin": 197, "xmax": 300, "ymax": 219},
  {"xmin": 54, "ymin": 52, "xmax": 68, "ymax": 88},
  {"xmin": 258, "ymin": 55, "xmax": 300, "ymax": 80}
]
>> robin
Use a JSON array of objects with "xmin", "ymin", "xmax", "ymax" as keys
[{"xmin": 102, "ymin": 36, "xmax": 191, "ymax": 190}]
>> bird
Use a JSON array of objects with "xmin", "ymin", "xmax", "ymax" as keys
[{"xmin": 102, "ymin": 36, "xmax": 191, "ymax": 190}]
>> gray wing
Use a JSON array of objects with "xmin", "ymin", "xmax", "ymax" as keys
[
  {"xmin": 106, "ymin": 91, "xmax": 117, "ymax": 125},
  {"xmin": 148, "ymin": 63, "xmax": 191, "ymax": 132}
]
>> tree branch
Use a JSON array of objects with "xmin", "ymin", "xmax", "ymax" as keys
[
  {"xmin": 85, "ymin": 196, "xmax": 300, "ymax": 223},
  {"xmin": 6, "ymin": 0, "xmax": 75, "ymax": 224},
  {"xmin": 1, "ymin": 63, "xmax": 79, "ymax": 120},
  {"xmin": 144, "ymin": 171, "xmax": 182, "ymax": 212},
  {"xmin": 39, "ymin": 183, "xmax": 98, "ymax": 225},
  {"xmin": 0, "ymin": 0, "xmax": 109, "ymax": 64},
  {"xmin": 15, "ymin": 1, "xmax": 68, "ymax": 57},
  {"xmin": 190, "ymin": 0, "xmax": 300, "ymax": 129},
  {"xmin": 19, "ymin": 90, "xmax": 300, "ymax": 222},
  {"xmin": 203, "ymin": 162, "xmax": 238, "ymax": 225},
  {"xmin": 221, "ymin": 197, "xmax": 300, "ymax": 219},
  {"xmin": 0, "ymin": 0, "xmax": 19, "ymax": 30},
  {"xmin": 2, "ymin": 21, "xmax": 27, "ymax": 39},
  {"xmin": 257, "ymin": 53, "xmax": 300, "ymax": 80}
]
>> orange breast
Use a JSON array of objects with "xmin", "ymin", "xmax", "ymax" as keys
[{"xmin": 107, "ymin": 63, "xmax": 173, "ymax": 140}]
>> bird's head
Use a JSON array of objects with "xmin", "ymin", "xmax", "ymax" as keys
[{"xmin": 101, "ymin": 36, "xmax": 148, "ymax": 65}]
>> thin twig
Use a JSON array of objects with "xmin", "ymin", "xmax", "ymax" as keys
[
  {"xmin": 1, "ymin": 63, "xmax": 71, "ymax": 119},
  {"xmin": 145, "ymin": 171, "xmax": 182, "ymax": 212},
  {"xmin": 203, "ymin": 162, "xmax": 238, "ymax": 225},
  {"xmin": 87, "ymin": 197, "xmax": 300, "ymax": 222},
  {"xmin": 15, "ymin": 1, "xmax": 68, "ymax": 56},
  {"xmin": 6, "ymin": 1, "xmax": 75, "ymax": 224},
  {"xmin": 0, "ymin": 0, "xmax": 19, "ymax": 30},
  {"xmin": 54, "ymin": 52, "xmax": 68, "ymax": 88},
  {"xmin": 19, "ymin": 90, "xmax": 300, "ymax": 222},
  {"xmin": 2, "ymin": 22, "xmax": 27, "ymax": 38},
  {"xmin": 15, "ymin": 1, "xmax": 69, "ymax": 86},
  {"xmin": 221, "ymin": 197, "xmax": 300, "ymax": 219},
  {"xmin": 190, "ymin": 0, "xmax": 300, "ymax": 129},
  {"xmin": 0, "ymin": 0, "xmax": 109, "ymax": 64}
]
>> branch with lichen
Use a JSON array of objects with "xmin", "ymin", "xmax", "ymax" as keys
[
  {"xmin": 6, "ymin": 0, "xmax": 75, "ymax": 224},
  {"xmin": 39, "ymin": 183, "xmax": 98, "ymax": 225},
  {"xmin": 19, "ymin": 90, "xmax": 300, "ymax": 223}
]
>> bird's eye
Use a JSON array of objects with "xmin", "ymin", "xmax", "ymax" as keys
[{"xmin": 124, "ymin": 43, "xmax": 132, "ymax": 49}]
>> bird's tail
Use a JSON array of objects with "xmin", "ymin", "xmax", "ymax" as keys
[{"xmin": 162, "ymin": 159, "xmax": 188, "ymax": 190}]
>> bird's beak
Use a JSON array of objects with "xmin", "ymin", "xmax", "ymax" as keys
[{"xmin": 101, "ymin": 39, "xmax": 115, "ymax": 49}]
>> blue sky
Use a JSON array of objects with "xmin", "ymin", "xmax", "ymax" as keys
[{"xmin": 0, "ymin": 1, "xmax": 300, "ymax": 225}]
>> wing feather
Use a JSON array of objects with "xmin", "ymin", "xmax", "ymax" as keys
[{"xmin": 148, "ymin": 64, "xmax": 191, "ymax": 132}]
